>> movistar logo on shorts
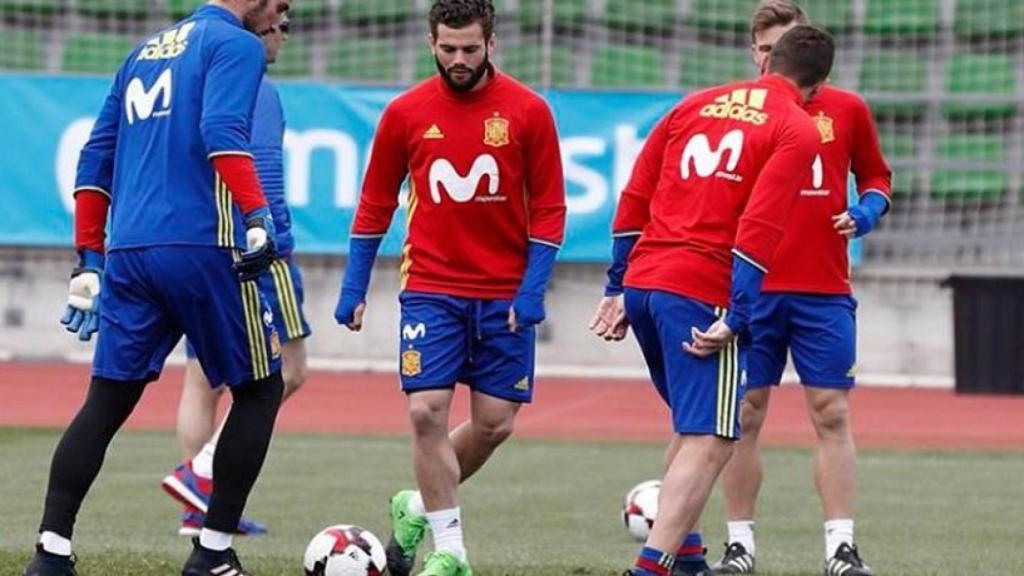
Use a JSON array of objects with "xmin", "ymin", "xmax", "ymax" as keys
[
  {"xmin": 138, "ymin": 22, "xmax": 195, "ymax": 61},
  {"xmin": 402, "ymin": 322, "xmax": 427, "ymax": 341},
  {"xmin": 700, "ymin": 89, "xmax": 769, "ymax": 126}
]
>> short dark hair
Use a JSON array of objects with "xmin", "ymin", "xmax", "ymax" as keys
[
  {"xmin": 750, "ymin": 0, "xmax": 809, "ymax": 42},
  {"xmin": 767, "ymin": 25, "xmax": 835, "ymax": 88},
  {"xmin": 429, "ymin": 0, "xmax": 496, "ymax": 39}
]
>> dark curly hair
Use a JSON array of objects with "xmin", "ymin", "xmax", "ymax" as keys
[
  {"xmin": 429, "ymin": 0, "xmax": 496, "ymax": 39},
  {"xmin": 767, "ymin": 24, "xmax": 835, "ymax": 88}
]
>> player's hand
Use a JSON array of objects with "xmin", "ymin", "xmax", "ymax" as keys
[
  {"xmin": 832, "ymin": 211, "xmax": 858, "ymax": 237},
  {"xmin": 234, "ymin": 207, "xmax": 278, "ymax": 282},
  {"xmin": 588, "ymin": 295, "xmax": 629, "ymax": 341},
  {"xmin": 60, "ymin": 249, "xmax": 104, "ymax": 342},
  {"xmin": 683, "ymin": 319, "xmax": 735, "ymax": 358},
  {"xmin": 334, "ymin": 290, "xmax": 366, "ymax": 331},
  {"xmin": 510, "ymin": 292, "xmax": 545, "ymax": 332}
]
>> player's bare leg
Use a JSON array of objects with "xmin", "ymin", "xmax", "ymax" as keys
[
  {"xmin": 710, "ymin": 388, "xmax": 771, "ymax": 573},
  {"xmin": 177, "ymin": 359, "xmax": 223, "ymax": 460},
  {"xmin": 279, "ymin": 338, "xmax": 309, "ymax": 400},
  {"xmin": 805, "ymin": 387, "xmax": 858, "ymax": 559},
  {"xmin": 645, "ymin": 435, "xmax": 735, "ymax": 556},
  {"xmin": 662, "ymin": 436, "xmax": 710, "ymax": 576},
  {"xmin": 449, "ymin": 390, "xmax": 519, "ymax": 482}
]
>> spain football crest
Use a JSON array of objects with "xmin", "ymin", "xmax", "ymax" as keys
[
  {"xmin": 401, "ymin": 349, "xmax": 422, "ymax": 377},
  {"xmin": 483, "ymin": 114, "xmax": 510, "ymax": 148},
  {"xmin": 815, "ymin": 111, "xmax": 835, "ymax": 144}
]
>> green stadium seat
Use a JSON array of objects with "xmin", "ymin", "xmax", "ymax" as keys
[
  {"xmin": 61, "ymin": 33, "xmax": 136, "ymax": 74},
  {"xmin": 863, "ymin": 0, "xmax": 939, "ymax": 36},
  {"xmin": 269, "ymin": 40, "xmax": 312, "ymax": 78},
  {"xmin": 943, "ymin": 53, "xmax": 1017, "ymax": 119},
  {"xmin": 687, "ymin": 0, "xmax": 755, "ymax": 32},
  {"xmin": 889, "ymin": 171, "xmax": 916, "ymax": 197},
  {"xmin": 931, "ymin": 134, "xmax": 1008, "ymax": 199},
  {"xmin": 287, "ymin": 0, "xmax": 327, "ymax": 19},
  {"xmin": 327, "ymin": 38, "xmax": 398, "ymax": 83},
  {"xmin": 414, "ymin": 47, "xmax": 436, "ymax": 81},
  {"xmin": 499, "ymin": 43, "xmax": 574, "ymax": 86},
  {"xmin": 165, "ymin": 0, "xmax": 201, "ymax": 19},
  {"xmin": 955, "ymin": 0, "xmax": 1024, "ymax": 38},
  {"xmin": 590, "ymin": 45, "xmax": 665, "ymax": 88},
  {"xmin": 75, "ymin": 0, "xmax": 147, "ymax": 18},
  {"xmin": 515, "ymin": 0, "xmax": 587, "ymax": 30},
  {"xmin": 337, "ymin": 0, "xmax": 412, "ymax": 23},
  {"xmin": 859, "ymin": 50, "xmax": 927, "ymax": 117},
  {"xmin": 804, "ymin": 0, "xmax": 854, "ymax": 32},
  {"xmin": 679, "ymin": 46, "xmax": 752, "ymax": 89},
  {"xmin": 879, "ymin": 130, "xmax": 917, "ymax": 160},
  {"xmin": 0, "ymin": 29, "xmax": 47, "ymax": 70},
  {"xmin": 0, "ymin": 0, "xmax": 62, "ymax": 14},
  {"xmin": 605, "ymin": 0, "xmax": 675, "ymax": 33}
]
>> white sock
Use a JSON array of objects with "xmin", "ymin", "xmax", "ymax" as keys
[
  {"xmin": 426, "ymin": 507, "xmax": 466, "ymax": 561},
  {"xmin": 191, "ymin": 440, "xmax": 217, "ymax": 479},
  {"xmin": 726, "ymin": 520, "xmax": 756, "ymax": 556},
  {"xmin": 408, "ymin": 491, "xmax": 426, "ymax": 517},
  {"xmin": 199, "ymin": 528, "xmax": 232, "ymax": 551},
  {"xmin": 824, "ymin": 519, "xmax": 854, "ymax": 559},
  {"xmin": 39, "ymin": 531, "xmax": 72, "ymax": 556}
]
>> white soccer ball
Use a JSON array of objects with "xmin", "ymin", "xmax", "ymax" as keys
[
  {"xmin": 623, "ymin": 480, "xmax": 660, "ymax": 541},
  {"xmin": 303, "ymin": 524, "xmax": 387, "ymax": 576}
]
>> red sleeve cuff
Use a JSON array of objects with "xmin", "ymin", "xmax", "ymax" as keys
[
  {"xmin": 74, "ymin": 190, "xmax": 110, "ymax": 254},
  {"xmin": 211, "ymin": 154, "xmax": 267, "ymax": 215}
]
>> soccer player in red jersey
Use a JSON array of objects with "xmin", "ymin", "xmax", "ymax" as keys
[
  {"xmin": 334, "ymin": 2, "xmax": 566, "ymax": 575},
  {"xmin": 589, "ymin": 25, "xmax": 834, "ymax": 576},
  {"xmin": 708, "ymin": 4, "xmax": 891, "ymax": 575}
]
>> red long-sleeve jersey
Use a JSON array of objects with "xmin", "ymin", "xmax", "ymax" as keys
[
  {"xmin": 352, "ymin": 70, "xmax": 566, "ymax": 299},
  {"xmin": 615, "ymin": 75, "xmax": 820, "ymax": 308},
  {"xmin": 762, "ymin": 85, "xmax": 892, "ymax": 294}
]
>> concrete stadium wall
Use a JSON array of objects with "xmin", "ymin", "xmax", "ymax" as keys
[{"xmin": 0, "ymin": 249, "xmax": 953, "ymax": 387}]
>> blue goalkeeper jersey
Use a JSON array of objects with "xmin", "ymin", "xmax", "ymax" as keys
[
  {"xmin": 251, "ymin": 79, "xmax": 294, "ymax": 257},
  {"xmin": 74, "ymin": 5, "xmax": 266, "ymax": 252}
]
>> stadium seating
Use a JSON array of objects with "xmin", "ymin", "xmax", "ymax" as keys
[
  {"xmin": 271, "ymin": 40, "xmax": 312, "ymax": 78},
  {"xmin": 0, "ymin": 0, "xmax": 61, "ymax": 14},
  {"xmin": 337, "ymin": 0, "xmax": 412, "ymax": 24},
  {"xmin": 286, "ymin": 0, "xmax": 327, "ymax": 19},
  {"xmin": 0, "ymin": 29, "xmax": 46, "ymax": 70},
  {"xmin": 74, "ymin": 0, "xmax": 147, "ymax": 18},
  {"xmin": 61, "ymin": 33, "xmax": 135, "ymax": 74},
  {"xmin": 514, "ymin": 0, "xmax": 587, "ymax": 31},
  {"xmin": 859, "ymin": 50, "xmax": 928, "ymax": 117},
  {"xmin": 679, "ymin": 45, "xmax": 752, "ymax": 89},
  {"xmin": 954, "ymin": 0, "xmax": 1024, "ymax": 38},
  {"xmin": 687, "ymin": 0, "xmax": 757, "ymax": 32},
  {"xmin": 931, "ymin": 134, "xmax": 1008, "ymax": 199},
  {"xmin": 863, "ymin": 0, "xmax": 940, "ymax": 36},
  {"xmin": 327, "ymin": 38, "xmax": 399, "ymax": 82},
  {"xmin": 590, "ymin": 44, "xmax": 665, "ymax": 88},
  {"xmin": 943, "ymin": 53, "xmax": 1017, "ymax": 119},
  {"xmin": 165, "ymin": 0, "xmax": 200, "ymax": 20},
  {"xmin": 604, "ymin": 0, "xmax": 676, "ymax": 33},
  {"xmin": 879, "ymin": 130, "xmax": 918, "ymax": 161},
  {"xmin": 499, "ymin": 43, "xmax": 574, "ymax": 86}
]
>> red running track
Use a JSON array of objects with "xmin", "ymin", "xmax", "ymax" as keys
[{"xmin": 1, "ymin": 362, "xmax": 1022, "ymax": 451}]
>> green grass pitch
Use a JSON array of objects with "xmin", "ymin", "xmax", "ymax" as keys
[{"xmin": 1, "ymin": 428, "xmax": 1020, "ymax": 575}]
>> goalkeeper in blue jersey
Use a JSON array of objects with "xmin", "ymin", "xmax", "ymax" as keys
[
  {"xmin": 160, "ymin": 13, "xmax": 311, "ymax": 540},
  {"xmin": 23, "ymin": 2, "xmax": 290, "ymax": 576}
]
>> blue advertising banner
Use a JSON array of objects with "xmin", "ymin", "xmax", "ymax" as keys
[{"xmin": 0, "ymin": 73, "xmax": 860, "ymax": 264}]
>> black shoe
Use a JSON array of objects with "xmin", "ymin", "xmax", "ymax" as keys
[
  {"xmin": 181, "ymin": 538, "xmax": 249, "ymax": 576},
  {"xmin": 673, "ymin": 557, "xmax": 711, "ymax": 576},
  {"xmin": 384, "ymin": 533, "xmax": 416, "ymax": 576},
  {"xmin": 825, "ymin": 543, "xmax": 873, "ymax": 576},
  {"xmin": 22, "ymin": 544, "xmax": 77, "ymax": 576},
  {"xmin": 710, "ymin": 542, "xmax": 755, "ymax": 574}
]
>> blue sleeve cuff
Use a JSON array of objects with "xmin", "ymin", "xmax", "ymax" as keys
[
  {"xmin": 517, "ymin": 242, "xmax": 559, "ymax": 298},
  {"xmin": 78, "ymin": 249, "xmax": 105, "ymax": 271},
  {"xmin": 342, "ymin": 236, "xmax": 384, "ymax": 297},
  {"xmin": 604, "ymin": 234, "xmax": 639, "ymax": 296},
  {"xmin": 724, "ymin": 252, "xmax": 765, "ymax": 337},
  {"xmin": 850, "ymin": 190, "xmax": 889, "ymax": 238}
]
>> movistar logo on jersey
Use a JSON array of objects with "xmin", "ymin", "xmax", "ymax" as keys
[
  {"xmin": 680, "ymin": 129, "xmax": 745, "ymax": 182},
  {"xmin": 138, "ymin": 22, "xmax": 195, "ymax": 61},
  {"xmin": 125, "ymin": 69, "xmax": 172, "ymax": 124},
  {"xmin": 700, "ymin": 89, "xmax": 769, "ymax": 126},
  {"xmin": 428, "ymin": 154, "xmax": 502, "ymax": 204}
]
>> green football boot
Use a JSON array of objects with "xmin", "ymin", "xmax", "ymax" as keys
[
  {"xmin": 385, "ymin": 490, "xmax": 429, "ymax": 576},
  {"xmin": 416, "ymin": 551, "xmax": 473, "ymax": 576}
]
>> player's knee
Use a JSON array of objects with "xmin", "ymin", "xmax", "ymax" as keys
[
  {"xmin": 233, "ymin": 371, "xmax": 285, "ymax": 409},
  {"xmin": 407, "ymin": 398, "xmax": 448, "ymax": 437},
  {"xmin": 809, "ymin": 393, "xmax": 850, "ymax": 437},
  {"xmin": 473, "ymin": 413, "xmax": 516, "ymax": 447},
  {"xmin": 739, "ymin": 394, "xmax": 770, "ymax": 436}
]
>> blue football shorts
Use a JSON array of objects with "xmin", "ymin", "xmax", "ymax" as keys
[
  {"xmin": 397, "ymin": 290, "xmax": 536, "ymax": 404},
  {"xmin": 93, "ymin": 246, "xmax": 281, "ymax": 387},
  {"xmin": 624, "ymin": 288, "xmax": 746, "ymax": 439},
  {"xmin": 746, "ymin": 293, "xmax": 857, "ymax": 389}
]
